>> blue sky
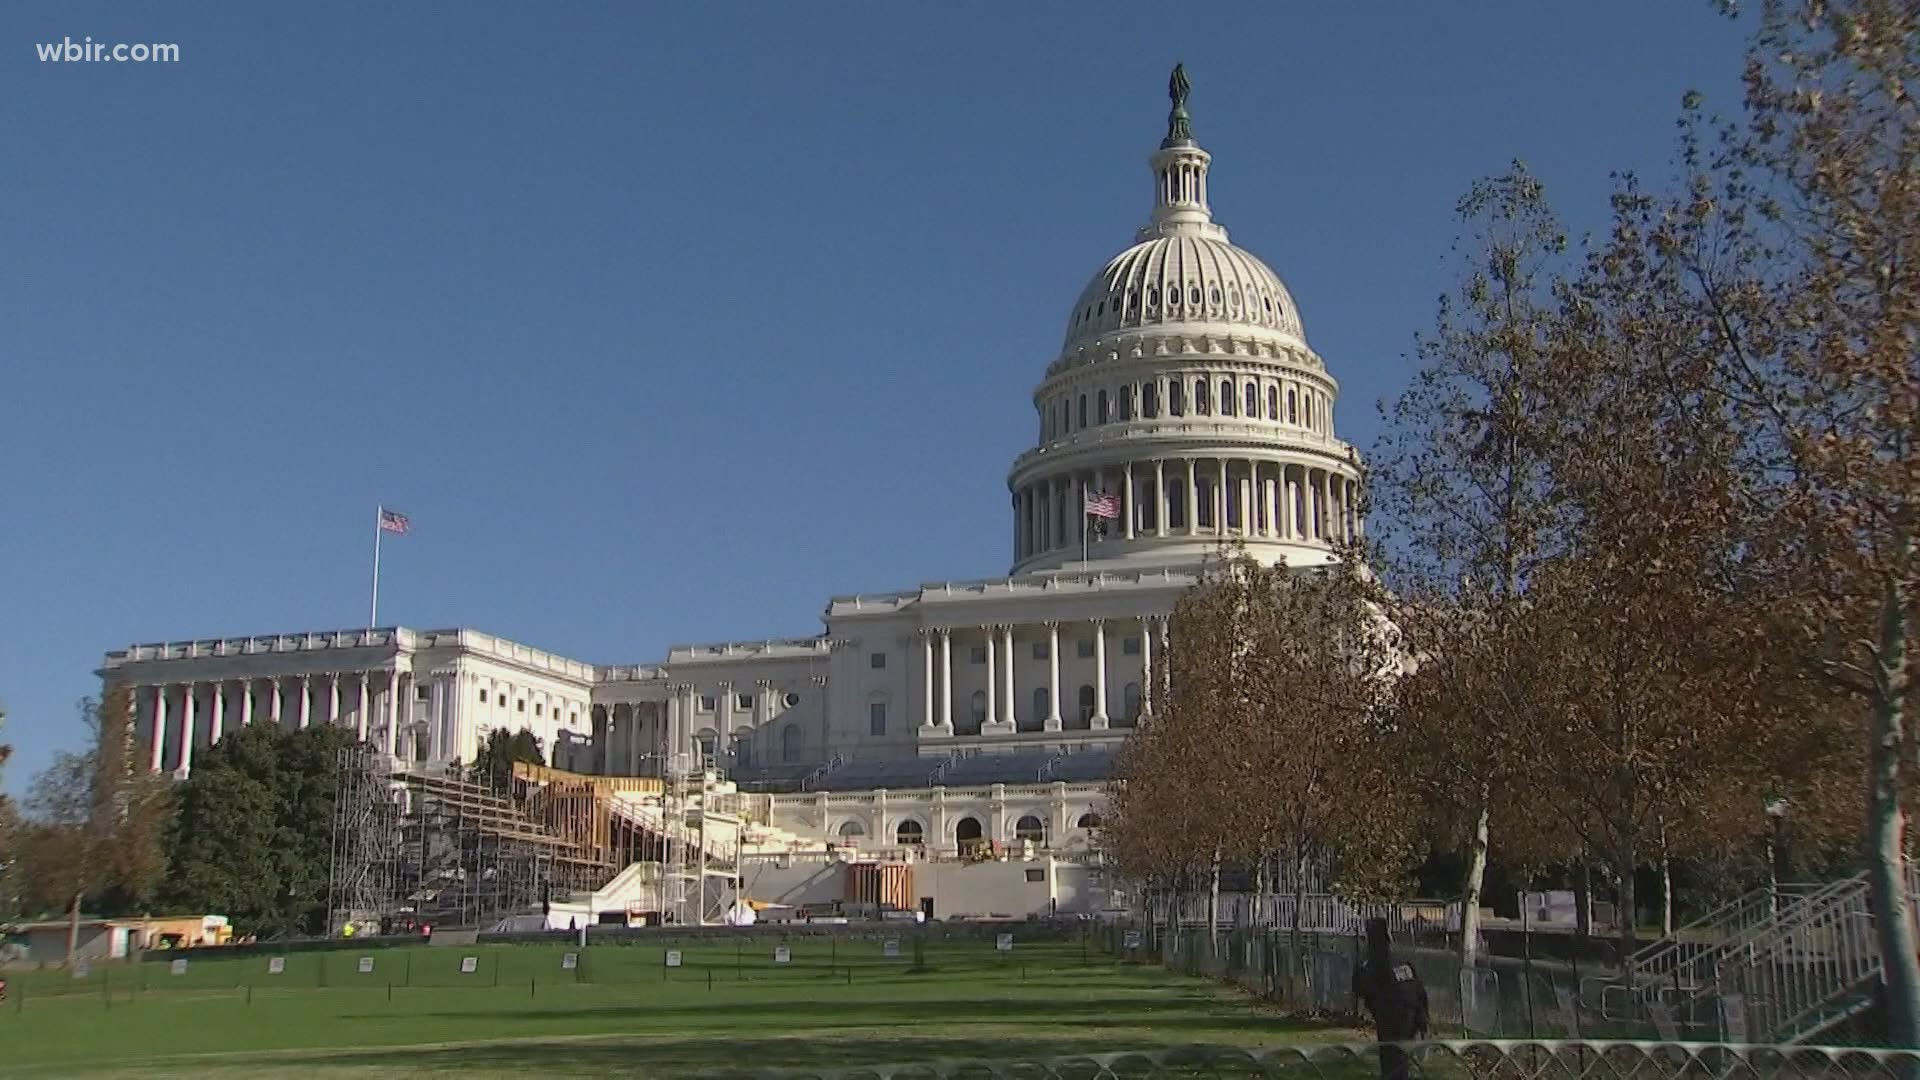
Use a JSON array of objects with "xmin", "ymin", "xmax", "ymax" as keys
[{"xmin": 0, "ymin": 2, "xmax": 1749, "ymax": 791}]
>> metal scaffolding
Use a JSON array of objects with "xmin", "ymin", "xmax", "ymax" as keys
[{"xmin": 325, "ymin": 745, "xmax": 616, "ymax": 932}]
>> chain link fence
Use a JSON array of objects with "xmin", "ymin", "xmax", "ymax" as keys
[
  {"xmin": 748, "ymin": 1040, "xmax": 1920, "ymax": 1080},
  {"xmin": 1096, "ymin": 922, "xmax": 1637, "ymax": 1040}
]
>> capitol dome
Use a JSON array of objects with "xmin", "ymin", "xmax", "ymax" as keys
[
  {"xmin": 1007, "ymin": 64, "xmax": 1362, "ymax": 577},
  {"xmin": 1063, "ymin": 231, "xmax": 1305, "ymax": 350}
]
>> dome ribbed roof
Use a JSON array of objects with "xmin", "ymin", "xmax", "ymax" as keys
[{"xmin": 1062, "ymin": 233, "xmax": 1302, "ymax": 349}]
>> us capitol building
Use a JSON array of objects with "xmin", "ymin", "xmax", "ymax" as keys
[{"xmin": 100, "ymin": 71, "xmax": 1363, "ymax": 856}]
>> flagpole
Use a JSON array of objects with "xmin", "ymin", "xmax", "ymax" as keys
[
  {"xmin": 369, "ymin": 505, "xmax": 383, "ymax": 630},
  {"xmin": 1081, "ymin": 493, "xmax": 1088, "ymax": 568}
]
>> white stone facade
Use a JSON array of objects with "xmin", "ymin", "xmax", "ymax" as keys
[{"xmin": 96, "ymin": 78, "xmax": 1361, "ymax": 848}]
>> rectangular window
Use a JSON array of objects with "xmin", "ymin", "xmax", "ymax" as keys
[
  {"xmin": 700, "ymin": 695, "xmax": 716, "ymax": 712},
  {"xmin": 478, "ymin": 689, "xmax": 489, "ymax": 704},
  {"xmin": 416, "ymin": 686, "xmax": 430, "ymax": 701},
  {"xmin": 970, "ymin": 645, "xmax": 988, "ymax": 664},
  {"xmin": 534, "ymin": 703, "xmax": 543, "ymax": 717},
  {"xmin": 870, "ymin": 652, "xmax": 887, "ymax": 669},
  {"xmin": 737, "ymin": 693, "xmax": 753, "ymax": 711},
  {"xmin": 517, "ymin": 699, "xmax": 526, "ymax": 712},
  {"xmin": 1025, "ymin": 869, "xmax": 1045, "ymax": 883},
  {"xmin": 1031, "ymin": 642, "xmax": 1049, "ymax": 660},
  {"xmin": 869, "ymin": 702, "xmax": 887, "ymax": 737},
  {"xmin": 1077, "ymin": 639, "xmax": 1095, "ymax": 659},
  {"xmin": 1123, "ymin": 636, "xmax": 1141, "ymax": 655}
]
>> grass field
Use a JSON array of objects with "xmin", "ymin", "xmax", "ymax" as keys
[{"xmin": 0, "ymin": 936, "xmax": 1354, "ymax": 1077}]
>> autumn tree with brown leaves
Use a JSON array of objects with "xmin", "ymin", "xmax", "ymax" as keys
[
  {"xmin": 12, "ymin": 689, "xmax": 171, "ymax": 964},
  {"xmin": 1106, "ymin": 550, "xmax": 1413, "ymax": 949},
  {"xmin": 1365, "ymin": 164, "xmax": 1569, "ymax": 966}
]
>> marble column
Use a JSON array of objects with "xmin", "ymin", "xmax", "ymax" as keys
[
  {"xmin": 297, "ymin": 675, "xmax": 312, "ymax": 730},
  {"xmin": 239, "ymin": 681, "xmax": 254, "ymax": 729},
  {"xmin": 1217, "ymin": 459, "xmax": 1229, "ymax": 537},
  {"xmin": 385, "ymin": 670, "xmax": 400, "ymax": 756},
  {"xmin": 1140, "ymin": 618, "xmax": 1155, "ymax": 717},
  {"xmin": 210, "ymin": 682, "xmax": 225, "ymax": 744},
  {"xmin": 999, "ymin": 625, "xmax": 1016, "ymax": 731},
  {"xmin": 666, "ymin": 693, "xmax": 682, "ymax": 766},
  {"xmin": 982, "ymin": 626, "xmax": 997, "ymax": 729},
  {"xmin": 426, "ymin": 677, "xmax": 445, "ymax": 762},
  {"xmin": 1154, "ymin": 460, "xmax": 1168, "ymax": 538},
  {"xmin": 1045, "ymin": 622, "xmax": 1062, "ymax": 732},
  {"xmin": 268, "ymin": 678, "xmax": 283, "ymax": 727},
  {"xmin": 1123, "ymin": 463, "xmax": 1136, "ymax": 540},
  {"xmin": 1185, "ymin": 459, "xmax": 1199, "ymax": 535},
  {"xmin": 357, "ymin": 674, "xmax": 371, "ymax": 741},
  {"xmin": 150, "ymin": 684, "xmax": 168, "ymax": 773},
  {"xmin": 921, "ymin": 631, "xmax": 936, "ymax": 730},
  {"xmin": 177, "ymin": 683, "xmax": 196, "ymax": 775},
  {"xmin": 719, "ymin": 682, "xmax": 736, "ymax": 764},
  {"xmin": 328, "ymin": 675, "xmax": 342, "ymax": 727},
  {"xmin": 937, "ymin": 629, "xmax": 953, "ymax": 731},
  {"xmin": 1091, "ymin": 619, "xmax": 1110, "ymax": 729}
]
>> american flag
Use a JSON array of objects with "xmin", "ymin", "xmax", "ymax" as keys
[
  {"xmin": 1083, "ymin": 490, "xmax": 1120, "ymax": 520},
  {"xmin": 378, "ymin": 507, "xmax": 411, "ymax": 535}
]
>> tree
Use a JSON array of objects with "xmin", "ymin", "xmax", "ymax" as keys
[
  {"xmin": 0, "ymin": 704, "xmax": 15, "ymax": 919},
  {"xmin": 468, "ymin": 728, "xmax": 545, "ymax": 791},
  {"xmin": 9, "ymin": 690, "xmax": 170, "ymax": 963},
  {"xmin": 1365, "ymin": 164, "xmax": 1568, "ymax": 966},
  {"xmin": 159, "ymin": 723, "xmax": 356, "ymax": 937},
  {"xmin": 1106, "ymin": 550, "xmax": 1411, "ymax": 948}
]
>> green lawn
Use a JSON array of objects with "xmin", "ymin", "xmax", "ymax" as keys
[{"xmin": 0, "ymin": 938, "xmax": 1355, "ymax": 1077}]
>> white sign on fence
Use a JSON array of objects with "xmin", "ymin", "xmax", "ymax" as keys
[
  {"xmin": 268, "ymin": 956, "xmax": 286, "ymax": 975},
  {"xmin": 561, "ymin": 952, "xmax": 578, "ymax": 971},
  {"xmin": 1123, "ymin": 929, "xmax": 1143, "ymax": 950},
  {"xmin": 665, "ymin": 950, "xmax": 683, "ymax": 968},
  {"xmin": 774, "ymin": 946, "xmax": 791, "ymax": 964},
  {"xmin": 882, "ymin": 938, "xmax": 900, "ymax": 959},
  {"xmin": 169, "ymin": 958, "xmax": 188, "ymax": 976},
  {"xmin": 460, "ymin": 956, "xmax": 479, "ymax": 975},
  {"xmin": 996, "ymin": 933, "xmax": 1014, "ymax": 953},
  {"xmin": 358, "ymin": 956, "xmax": 374, "ymax": 974}
]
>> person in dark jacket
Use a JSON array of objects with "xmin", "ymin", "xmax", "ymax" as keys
[{"xmin": 1352, "ymin": 918, "xmax": 1431, "ymax": 1080}]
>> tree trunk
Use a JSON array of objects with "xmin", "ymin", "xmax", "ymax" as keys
[
  {"xmin": 1614, "ymin": 840, "xmax": 1638, "ymax": 960},
  {"xmin": 1207, "ymin": 850, "xmax": 1222, "ymax": 958},
  {"xmin": 1866, "ymin": 569, "xmax": 1920, "ymax": 1049},
  {"xmin": 66, "ymin": 890, "xmax": 83, "ymax": 968},
  {"xmin": 1459, "ymin": 790, "xmax": 1491, "ymax": 967},
  {"xmin": 1289, "ymin": 844, "xmax": 1308, "ymax": 961},
  {"xmin": 1574, "ymin": 861, "xmax": 1593, "ymax": 941},
  {"xmin": 1659, "ymin": 817, "xmax": 1674, "ymax": 938}
]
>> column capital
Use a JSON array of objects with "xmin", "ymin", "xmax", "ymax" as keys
[
  {"xmin": 936, "ymin": 627, "xmax": 952, "ymax": 640},
  {"xmin": 755, "ymin": 678, "xmax": 773, "ymax": 689},
  {"xmin": 1089, "ymin": 617, "xmax": 1107, "ymax": 629},
  {"xmin": 717, "ymin": 680, "xmax": 734, "ymax": 691},
  {"xmin": 1041, "ymin": 619, "xmax": 1060, "ymax": 631}
]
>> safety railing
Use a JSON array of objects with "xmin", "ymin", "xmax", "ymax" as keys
[
  {"xmin": 1626, "ymin": 882, "xmax": 1830, "ymax": 994},
  {"xmin": 750, "ymin": 1040, "xmax": 1920, "ymax": 1080}
]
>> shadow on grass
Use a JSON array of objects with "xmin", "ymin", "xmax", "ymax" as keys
[
  {"xmin": 337, "ymin": 990, "xmax": 1291, "ymax": 1032},
  {"xmin": 178, "ymin": 1033, "xmax": 1282, "ymax": 1077}
]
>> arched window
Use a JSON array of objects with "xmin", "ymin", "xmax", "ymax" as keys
[
  {"xmin": 1123, "ymin": 682, "xmax": 1142, "ymax": 722},
  {"xmin": 837, "ymin": 820, "xmax": 867, "ymax": 839},
  {"xmin": 1143, "ymin": 382, "xmax": 1159, "ymax": 418},
  {"xmin": 735, "ymin": 739, "xmax": 752, "ymax": 770},
  {"xmin": 781, "ymin": 723, "xmax": 802, "ymax": 763},
  {"xmin": 896, "ymin": 820, "xmax": 925, "ymax": 846},
  {"xmin": 1078, "ymin": 394, "xmax": 1088, "ymax": 429},
  {"xmin": 1117, "ymin": 386, "xmax": 1132, "ymax": 421},
  {"xmin": 1076, "ymin": 684, "xmax": 1096, "ymax": 727},
  {"xmin": 1096, "ymin": 389, "xmax": 1109, "ymax": 424},
  {"xmin": 1268, "ymin": 385, "xmax": 1279, "ymax": 420},
  {"xmin": 1220, "ymin": 379, "xmax": 1235, "ymax": 415},
  {"xmin": 968, "ymin": 690, "xmax": 987, "ymax": 734},
  {"xmin": 1077, "ymin": 812, "xmax": 1103, "ymax": 830},
  {"xmin": 1246, "ymin": 383, "xmax": 1259, "ymax": 417},
  {"xmin": 1014, "ymin": 815, "xmax": 1047, "ymax": 844},
  {"xmin": 1197, "ymin": 477, "xmax": 1214, "ymax": 528},
  {"xmin": 1031, "ymin": 687, "xmax": 1049, "ymax": 729},
  {"xmin": 1288, "ymin": 387, "xmax": 1299, "ymax": 424},
  {"xmin": 1195, "ymin": 379, "xmax": 1210, "ymax": 415},
  {"xmin": 955, "ymin": 817, "xmax": 984, "ymax": 845},
  {"xmin": 1169, "ymin": 380, "xmax": 1185, "ymax": 416}
]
